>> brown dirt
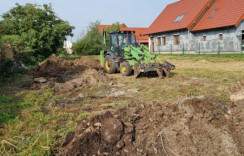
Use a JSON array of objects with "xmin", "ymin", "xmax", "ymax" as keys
[
  {"xmin": 57, "ymin": 111, "xmax": 136, "ymax": 156},
  {"xmin": 31, "ymin": 54, "xmax": 111, "ymax": 92},
  {"xmin": 57, "ymin": 95, "xmax": 244, "ymax": 156}
]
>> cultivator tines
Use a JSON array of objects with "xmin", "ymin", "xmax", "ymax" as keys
[{"xmin": 134, "ymin": 61, "xmax": 176, "ymax": 79}]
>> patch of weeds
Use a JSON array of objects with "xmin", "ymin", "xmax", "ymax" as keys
[
  {"xmin": 124, "ymin": 115, "xmax": 131, "ymax": 122},
  {"xmin": 76, "ymin": 113, "xmax": 92, "ymax": 122},
  {"xmin": 164, "ymin": 87, "xmax": 184, "ymax": 100},
  {"xmin": 188, "ymin": 88, "xmax": 201, "ymax": 96},
  {"xmin": 218, "ymin": 89, "xmax": 230, "ymax": 103},
  {"xmin": 0, "ymin": 73, "xmax": 31, "ymax": 87},
  {"xmin": 102, "ymin": 103, "xmax": 121, "ymax": 110},
  {"xmin": 0, "ymin": 95, "xmax": 31, "ymax": 124},
  {"xmin": 0, "ymin": 89, "xmax": 76, "ymax": 155}
]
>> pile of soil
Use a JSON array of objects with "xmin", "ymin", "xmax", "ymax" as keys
[
  {"xmin": 229, "ymin": 81, "xmax": 244, "ymax": 102},
  {"xmin": 31, "ymin": 54, "xmax": 111, "ymax": 92},
  {"xmin": 58, "ymin": 111, "xmax": 136, "ymax": 156},
  {"xmin": 58, "ymin": 95, "xmax": 244, "ymax": 155}
]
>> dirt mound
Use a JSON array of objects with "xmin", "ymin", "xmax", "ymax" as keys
[
  {"xmin": 229, "ymin": 81, "xmax": 244, "ymax": 102},
  {"xmin": 58, "ymin": 95, "xmax": 244, "ymax": 155},
  {"xmin": 58, "ymin": 111, "xmax": 136, "ymax": 156},
  {"xmin": 74, "ymin": 56, "xmax": 101, "ymax": 68},
  {"xmin": 31, "ymin": 54, "xmax": 111, "ymax": 92}
]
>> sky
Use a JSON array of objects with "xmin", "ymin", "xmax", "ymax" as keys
[{"xmin": 0, "ymin": 0, "xmax": 178, "ymax": 41}]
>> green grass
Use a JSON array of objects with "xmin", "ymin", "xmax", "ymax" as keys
[
  {"xmin": 0, "ymin": 89, "xmax": 76, "ymax": 155},
  {"xmin": 0, "ymin": 73, "xmax": 31, "ymax": 87},
  {"xmin": 159, "ymin": 53, "xmax": 244, "ymax": 63},
  {"xmin": 0, "ymin": 94, "xmax": 32, "ymax": 125}
]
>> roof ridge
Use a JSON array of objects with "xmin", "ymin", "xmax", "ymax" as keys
[{"xmin": 188, "ymin": 0, "xmax": 214, "ymax": 30}]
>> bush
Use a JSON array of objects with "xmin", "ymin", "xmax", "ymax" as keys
[
  {"xmin": 0, "ymin": 3, "xmax": 74, "ymax": 64},
  {"xmin": 74, "ymin": 21, "xmax": 103, "ymax": 55}
]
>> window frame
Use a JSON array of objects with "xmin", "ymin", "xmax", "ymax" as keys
[
  {"xmin": 203, "ymin": 35, "xmax": 207, "ymax": 42},
  {"xmin": 157, "ymin": 37, "xmax": 161, "ymax": 46},
  {"xmin": 174, "ymin": 35, "xmax": 180, "ymax": 45},
  {"xmin": 161, "ymin": 36, "xmax": 166, "ymax": 46},
  {"xmin": 219, "ymin": 33, "xmax": 223, "ymax": 41}
]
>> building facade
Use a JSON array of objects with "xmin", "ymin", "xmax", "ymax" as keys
[{"xmin": 145, "ymin": 0, "xmax": 244, "ymax": 53}]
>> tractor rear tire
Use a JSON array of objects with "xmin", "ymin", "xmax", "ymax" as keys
[
  {"xmin": 120, "ymin": 61, "xmax": 132, "ymax": 76},
  {"xmin": 104, "ymin": 55, "xmax": 116, "ymax": 74}
]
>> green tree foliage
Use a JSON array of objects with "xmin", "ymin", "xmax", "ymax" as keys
[
  {"xmin": 0, "ymin": 23, "xmax": 5, "ymax": 52},
  {"xmin": 0, "ymin": 3, "xmax": 74, "ymax": 63},
  {"xmin": 73, "ymin": 21, "xmax": 103, "ymax": 55},
  {"xmin": 103, "ymin": 22, "xmax": 123, "ymax": 50},
  {"xmin": 74, "ymin": 21, "xmax": 123, "ymax": 55}
]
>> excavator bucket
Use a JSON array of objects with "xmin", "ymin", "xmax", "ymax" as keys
[{"xmin": 134, "ymin": 61, "xmax": 175, "ymax": 79}]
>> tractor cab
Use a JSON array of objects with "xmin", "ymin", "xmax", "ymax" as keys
[{"xmin": 109, "ymin": 31, "xmax": 138, "ymax": 57}]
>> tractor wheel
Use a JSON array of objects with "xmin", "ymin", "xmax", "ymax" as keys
[
  {"xmin": 104, "ymin": 55, "xmax": 116, "ymax": 74},
  {"xmin": 120, "ymin": 61, "xmax": 132, "ymax": 76}
]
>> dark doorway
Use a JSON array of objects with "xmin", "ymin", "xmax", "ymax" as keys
[
  {"xmin": 242, "ymin": 31, "xmax": 244, "ymax": 50},
  {"xmin": 150, "ymin": 37, "xmax": 154, "ymax": 52},
  {"xmin": 242, "ymin": 30, "xmax": 244, "ymax": 41}
]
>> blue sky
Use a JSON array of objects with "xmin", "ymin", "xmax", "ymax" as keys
[{"xmin": 0, "ymin": 0, "xmax": 178, "ymax": 41}]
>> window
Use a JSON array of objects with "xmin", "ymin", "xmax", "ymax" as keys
[
  {"xmin": 219, "ymin": 34, "xmax": 223, "ymax": 40},
  {"xmin": 242, "ymin": 31, "xmax": 244, "ymax": 46},
  {"xmin": 174, "ymin": 35, "xmax": 180, "ymax": 45},
  {"xmin": 110, "ymin": 34, "xmax": 118, "ymax": 52},
  {"xmin": 174, "ymin": 15, "xmax": 185, "ymax": 23},
  {"xmin": 157, "ymin": 37, "xmax": 161, "ymax": 46},
  {"xmin": 161, "ymin": 37, "xmax": 166, "ymax": 46},
  {"xmin": 203, "ymin": 36, "xmax": 207, "ymax": 41},
  {"xmin": 208, "ymin": 9, "xmax": 218, "ymax": 19}
]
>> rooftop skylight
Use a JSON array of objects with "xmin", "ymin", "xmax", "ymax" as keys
[
  {"xmin": 208, "ymin": 9, "xmax": 218, "ymax": 19},
  {"xmin": 174, "ymin": 14, "xmax": 185, "ymax": 23}
]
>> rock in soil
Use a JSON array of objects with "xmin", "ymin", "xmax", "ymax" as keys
[{"xmin": 34, "ymin": 77, "xmax": 47, "ymax": 83}]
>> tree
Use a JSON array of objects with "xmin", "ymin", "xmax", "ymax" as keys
[
  {"xmin": 74, "ymin": 21, "xmax": 123, "ymax": 55},
  {"xmin": 0, "ymin": 3, "xmax": 74, "ymax": 63},
  {"xmin": 73, "ymin": 21, "xmax": 103, "ymax": 55}
]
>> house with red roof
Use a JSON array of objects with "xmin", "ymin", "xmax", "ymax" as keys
[
  {"xmin": 98, "ymin": 24, "xmax": 149, "ymax": 46},
  {"xmin": 145, "ymin": 0, "xmax": 244, "ymax": 53},
  {"xmin": 97, "ymin": 23, "xmax": 127, "ymax": 34}
]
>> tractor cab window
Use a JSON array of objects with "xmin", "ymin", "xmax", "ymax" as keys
[
  {"xmin": 130, "ymin": 33, "xmax": 137, "ymax": 47},
  {"xmin": 118, "ymin": 33, "xmax": 137, "ymax": 49},
  {"xmin": 110, "ymin": 33, "xmax": 118, "ymax": 52},
  {"xmin": 118, "ymin": 34, "xmax": 128, "ymax": 49}
]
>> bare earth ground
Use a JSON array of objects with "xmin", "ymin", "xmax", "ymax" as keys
[{"xmin": 1, "ymin": 54, "xmax": 244, "ymax": 155}]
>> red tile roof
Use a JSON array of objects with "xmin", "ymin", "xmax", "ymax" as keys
[
  {"xmin": 145, "ymin": 0, "xmax": 210, "ymax": 35},
  {"xmin": 98, "ymin": 25, "xmax": 111, "ymax": 34},
  {"xmin": 97, "ymin": 24, "xmax": 127, "ymax": 34},
  {"xmin": 192, "ymin": 0, "xmax": 244, "ymax": 31},
  {"xmin": 120, "ymin": 27, "xmax": 148, "ymax": 43}
]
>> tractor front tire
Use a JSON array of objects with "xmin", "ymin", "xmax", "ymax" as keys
[
  {"xmin": 120, "ymin": 62, "xmax": 132, "ymax": 76},
  {"xmin": 104, "ymin": 55, "xmax": 116, "ymax": 74}
]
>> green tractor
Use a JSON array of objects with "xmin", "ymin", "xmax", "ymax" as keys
[{"xmin": 100, "ymin": 30, "xmax": 175, "ymax": 78}]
